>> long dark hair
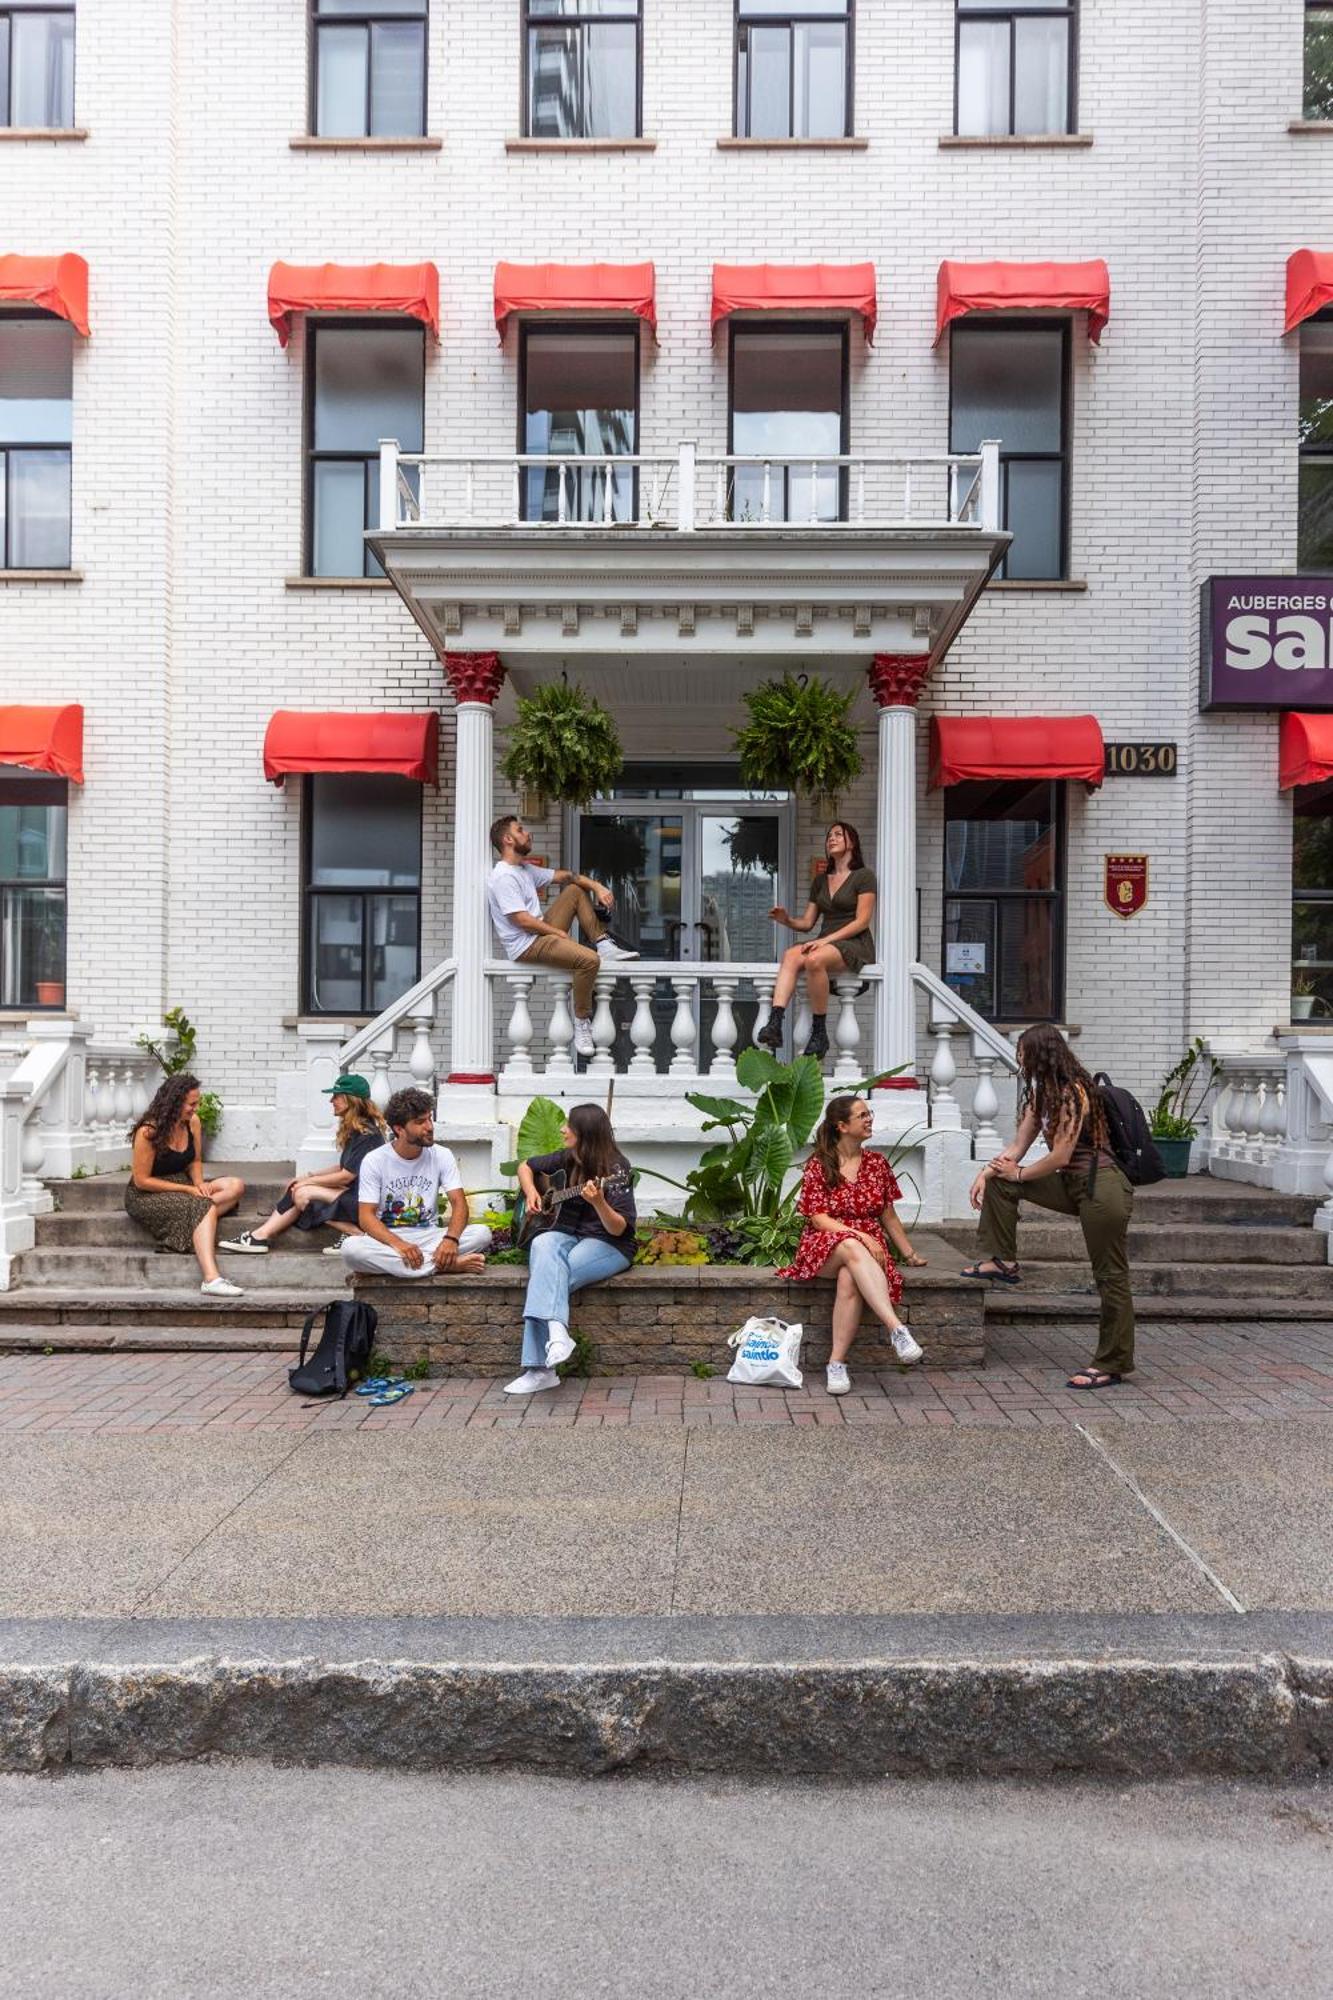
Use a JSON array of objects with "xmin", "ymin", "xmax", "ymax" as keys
[
  {"xmin": 132, "ymin": 1073, "xmax": 202, "ymax": 1147},
  {"xmin": 566, "ymin": 1103, "xmax": 627, "ymax": 1182},
  {"xmin": 1016, "ymin": 1024, "xmax": 1107, "ymax": 1151},
  {"xmin": 825, "ymin": 822, "xmax": 864, "ymax": 871},
  {"xmin": 812, "ymin": 1094, "xmax": 861, "ymax": 1185}
]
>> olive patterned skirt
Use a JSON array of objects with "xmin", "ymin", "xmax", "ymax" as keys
[{"xmin": 124, "ymin": 1172, "xmax": 214, "ymax": 1253}]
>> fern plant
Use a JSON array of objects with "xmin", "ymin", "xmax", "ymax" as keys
[
  {"xmin": 500, "ymin": 681, "xmax": 623, "ymax": 812},
  {"xmin": 732, "ymin": 673, "xmax": 863, "ymax": 805}
]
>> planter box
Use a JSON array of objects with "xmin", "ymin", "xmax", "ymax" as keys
[
  {"xmin": 351, "ymin": 1264, "xmax": 986, "ymax": 1375},
  {"xmin": 1155, "ymin": 1137, "xmax": 1193, "ymax": 1179}
]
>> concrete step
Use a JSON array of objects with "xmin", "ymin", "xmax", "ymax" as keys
[
  {"xmin": 47, "ymin": 1170, "xmax": 296, "ymax": 1214},
  {"xmin": 0, "ymin": 1322, "xmax": 302, "ymax": 1352},
  {"xmin": 0, "ymin": 1288, "xmax": 335, "ymax": 1331},
  {"xmin": 973, "ymin": 1259, "xmax": 1333, "ymax": 1300},
  {"xmin": 987, "ymin": 1292, "xmax": 1333, "ymax": 1324},
  {"xmin": 936, "ymin": 1221, "xmax": 1328, "ymax": 1267},
  {"xmin": 1108, "ymin": 1184, "xmax": 1320, "ymax": 1227},
  {"xmin": 10, "ymin": 1247, "xmax": 351, "ymax": 1291},
  {"xmin": 34, "ymin": 1211, "xmax": 339, "ymax": 1251}
]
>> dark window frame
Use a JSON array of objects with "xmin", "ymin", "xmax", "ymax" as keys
[
  {"xmin": 301, "ymin": 315, "xmax": 425, "ymax": 578},
  {"xmin": 953, "ymin": 0, "xmax": 1077, "ymax": 138},
  {"xmin": 732, "ymin": 0, "xmax": 854, "ymax": 140},
  {"xmin": 0, "ymin": 306, "xmax": 73, "ymax": 571},
  {"xmin": 941, "ymin": 777, "xmax": 1066, "ymax": 1026},
  {"xmin": 948, "ymin": 314, "xmax": 1071, "ymax": 580},
  {"xmin": 1306, "ymin": 0, "xmax": 1333, "ymax": 120},
  {"xmin": 516, "ymin": 318, "xmax": 642, "ymax": 523},
  {"xmin": 727, "ymin": 318, "xmax": 850, "ymax": 522},
  {"xmin": 300, "ymin": 773, "xmax": 424, "ymax": 1017},
  {"xmin": 1298, "ymin": 306, "xmax": 1333, "ymax": 571},
  {"xmin": 0, "ymin": 772, "xmax": 67, "ymax": 1010},
  {"xmin": 308, "ymin": 0, "xmax": 428, "ymax": 139},
  {"xmin": 0, "ymin": 2, "xmax": 76, "ymax": 129},
  {"xmin": 521, "ymin": 0, "xmax": 643, "ymax": 141}
]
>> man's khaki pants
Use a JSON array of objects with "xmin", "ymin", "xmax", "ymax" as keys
[
  {"xmin": 516, "ymin": 883, "xmax": 606, "ymax": 1018},
  {"xmin": 977, "ymin": 1163, "xmax": 1136, "ymax": 1377}
]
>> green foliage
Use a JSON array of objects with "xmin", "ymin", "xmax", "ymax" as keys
[
  {"xmin": 500, "ymin": 1095, "xmax": 567, "ymax": 1176},
  {"xmin": 136, "ymin": 1006, "xmax": 224, "ymax": 1136},
  {"xmin": 637, "ymin": 1226, "xmax": 709, "ymax": 1267},
  {"xmin": 557, "ymin": 1327, "xmax": 596, "ymax": 1379},
  {"xmin": 1149, "ymin": 1037, "xmax": 1223, "ymax": 1141},
  {"xmin": 673, "ymin": 1051, "xmax": 826, "ymax": 1252},
  {"xmin": 732, "ymin": 674, "xmax": 864, "ymax": 800},
  {"xmin": 690, "ymin": 1360, "xmax": 715, "ymax": 1380},
  {"xmin": 402, "ymin": 1352, "xmax": 432, "ymax": 1381},
  {"xmin": 500, "ymin": 680, "xmax": 623, "ymax": 810}
]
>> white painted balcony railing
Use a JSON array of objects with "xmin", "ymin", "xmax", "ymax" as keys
[
  {"xmin": 910, "ymin": 962, "xmax": 1021, "ymax": 1160},
  {"xmin": 1207, "ymin": 1051, "xmax": 1287, "ymax": 1187},
  {"xmin": 377, "ymin": 439, "xmax": 1003, "ymax": 536}
]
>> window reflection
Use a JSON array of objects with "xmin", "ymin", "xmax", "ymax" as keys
[{"xmin": 730, "ymin": 327, "xmax": 846, "ymax": 522}]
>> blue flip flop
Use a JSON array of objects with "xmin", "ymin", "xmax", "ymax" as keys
[
  {"xmin": 368, "ymin": 1383, "xmax": 415, "ymax": 1407},
  {"xmin": 355, "ymin": 1376, "xmax": 396, "ymax": 1397}
]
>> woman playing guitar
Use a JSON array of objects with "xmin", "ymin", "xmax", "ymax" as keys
[{"xmin": 505, "ymin": 1103, "xmax": 636, "ymax": 1397}]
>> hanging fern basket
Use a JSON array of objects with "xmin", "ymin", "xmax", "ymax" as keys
[
  {"xmin": 732, "ymin": 673, "xmax": 863, "ymax": 805},
  {"xmin": 500, "ymin": 680, "xmax": 624, "ymax": 812}
]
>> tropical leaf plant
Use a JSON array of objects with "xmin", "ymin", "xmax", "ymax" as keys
[
  {"xmin": 499, "ymin": 1094, "xmax": 568, "ymax": 1176},
  {"xmin": 731, "ymin": 673, "xmax": 864, "ymax": 800},
  {"xmin": 500, "ymin": 680, "xmax": 623, "ymax": 810}
]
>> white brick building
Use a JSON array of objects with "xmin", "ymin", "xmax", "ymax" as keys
[{"xmin": 3, "ymin": 0, "xmax": 1333, "ymax": 1226}]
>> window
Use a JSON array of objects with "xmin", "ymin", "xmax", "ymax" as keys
[
  {"xmin": 0, "ymin": 313, "xmax": 73, "ymax": 569},
  {"xmin": 1, "ymin": 3, "xmax": 74, "ymax": 128},
  {"xmin": 303, "ymin": 774, "xmax": 421, "ymax": 1014},
  {"xmin": 955, "ymin": 0, "xmax": 1074, "ymax": 137},
  {"xmin": 735, "ymin": 0, "xmax": 852, "ymax": 140},
  {"xmin": 943, "ymin": 779, "xmax": 1063, "ymax": 1023},
  {"xmin": 729, "ymin": 324, "xmax": 847, "ymax": 522},
  {"xmin": 525, "ymin": 0, "xmax": 640, "ymax": 140},
  {"xmin": 1299, "ymin": 316, "xmax": 1333, "ymax": 569},
  {"xmin": 520, "ymin": 326, "xmax": 638, "ymax": 522},
  {"xmin": 950, "ymin": 320, "xmax": 1068, "ymax": 579},
  {"xmin": 1306, "ymin": 2, "xmax": 1333, "ymax": 119},
  {"xmin": 0, "ymin": 772, "xmax": 66, "ymax": 1008},
  {"xmin": 304, "ymin": 321, "xmax": 424, "ymax": 576},
  {"xmin": 1292, "ymin": 787, "xmax": 1333, "ymax": 1017},
  {"xmin": 311, "ymin": 0, "xmax": 426, "ymax": 137}
]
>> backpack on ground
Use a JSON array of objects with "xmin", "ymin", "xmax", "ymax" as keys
[
  {"xmin": 1091, "ymin": 1073, "xmax": 1166, "ymax": 1188},
  {"xmin": 288, "ymin": 1299, "xmax": 379, "ymax": 1397}
]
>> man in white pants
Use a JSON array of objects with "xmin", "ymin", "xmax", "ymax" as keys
[{"xmin": 341, "ymin": 1087, "xmax": 491, "ymax": 1278}]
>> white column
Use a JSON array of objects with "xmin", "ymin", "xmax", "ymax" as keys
[
  {"xmin": 443, "ymin": 654, "xmax": 504, "ymax": 1094},
  {"xmin": 869, "ymin": 655, "xmax": 929, "ymax": 1081}
]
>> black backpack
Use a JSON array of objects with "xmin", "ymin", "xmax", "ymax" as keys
[
  {"xmin": 288, "ymin": 1300, "xmax": 379, "ymax": 1398},
  {"xmin": 1092, "ymin": 1073, "xmax": 1166, "ymax": 1188}
]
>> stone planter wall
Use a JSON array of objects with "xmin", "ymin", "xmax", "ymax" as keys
[{"xmin": 351, "ymin": 1266, "xmax": 985, "ymax": 1374}]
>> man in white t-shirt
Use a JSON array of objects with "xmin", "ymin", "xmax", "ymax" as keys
[
  {"xmin": 486, "ymin": 813, "xmax": 638, "ymax": 1057},
  {"xmin": 341, "ymin": 1087, "xmax": 492, "ymax": 1279}
]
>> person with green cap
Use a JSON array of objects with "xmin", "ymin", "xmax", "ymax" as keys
[{"xmin": 221, "ymin": 1074, "xmax": 387, "ymax": 1258}]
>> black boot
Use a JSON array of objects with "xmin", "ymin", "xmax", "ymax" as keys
[
  {"xmin": 803, "ymin": 1015, "xmax": 829, "ymax": 1059},
  {"xmin": 756, "ymin": 1005, "xmax": 785, "ymax": 1050}
]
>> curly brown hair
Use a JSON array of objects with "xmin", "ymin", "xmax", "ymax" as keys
[
  {"xmin": 1015, "ymin": 1024, "xmax": 1106, "ymax": 1153},
  {"xmin": 131, "ymin": 1073, "xmax": 202, "ymax": 1148}
]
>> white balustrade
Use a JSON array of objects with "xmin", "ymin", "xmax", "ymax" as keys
[
  {"xmin": 545, "ymin": 981, "xmax": 575, "ymax": 1076},
  {"xmin": 910, "ymin": 963, "xmax": 1021, "ymax": 1162},
  {"xmin": 927, "ymin": 1017, "xmax": 961, "ymax": 1130},
  {"xmin": 502, "ymin": 972, "xmax": 536, "ymax": 1077},
  {"xmin": 832, "ymin": 979, "xmax": 862, "ymax": 1082},
  {"xmin": 971, "ymin": 1053, "xmax": 1002, "ymax": 1160},
  {"xmin": 628, "ymin": 976, "xmax": 657, "ymax": 1074},
  {"xmin": 711, "ymin": 978, "xmax": 739, "ymax": 1083},
  {"xmin": 367, "ymin": 1038, "xmax": 394, "ymax": 1112},
  {"xmin": 407, "ymin": 1006, "xmax": 437, "ymax": 1091},
  {"xmin": 590, "ymin": 975, "xmax": 618, "ymax": 1076},
  {"xmin": 669, "ymin": 979, "xmax": 699, "ymax": 1075},
  {"xmin": 1208, "ymin": 1053, "xmax": 1285, "ymax": 1187}
]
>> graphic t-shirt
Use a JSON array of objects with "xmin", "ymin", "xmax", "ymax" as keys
[
  {"xmin": 487, "ymin": 860, "xmax": 556, "ymax": 961},
  {"xmin": 357, "ymin": 1143, "xmax": 463, "ymax": 1232}
]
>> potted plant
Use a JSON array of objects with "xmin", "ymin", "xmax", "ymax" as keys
[
  {"xmin": 500, "ymin": 680, "xmax": 623, "ymax": 815},
  {"xmin": 1148, "ymin": 1037, "xmax": 1223, "ymax": 1177},
  {"xmin": 32, "ymin": 896, "xmax": 66, "ymax": 1007},
  {"xmin": 732, "ymin": 674, "xmax": 863, "ymax": 816},
  {"xmin": 136, "ymin": 1006, "xmax": 224, "ymax": 1145},
  {"xmin": 1292, "ymin": 970, "xmax": 1320, "ymax": 1021}
]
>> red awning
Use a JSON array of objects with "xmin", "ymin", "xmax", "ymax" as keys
[
  {"xmin": 267, "ymin": 262, "xmax": 440, "ymax": 347},
  {"xmin": 1285, "ymin": 250, "xmax": 1333, "ymax": 335},
  {"xmin": 710, "ymin": 262, "xmax": 878, "ymax": 344},
  {"xmin": 262, "ymin": 711, "xmax": 439, "ymax": 786},
  {"xmin": 493, "ymin": 261, "xmax": 657, "ymax": 342},
  {"xmin": 1280, "ymin": 712, "xmax": 1333, "ymax": 789},
  {"xmin": 0, "ymin": 253, "xmax": 89, "ymax": 335},
  {"xmin": 930, "ymin": 714, "xmax": 1105, "ymax": 789},
  {"xmin": 0, "ymin": 704, "xmax": 84, "ymax": 783},
  {"xmin": 935, "ymin": 259, "xmax": 1111, "ymax": 345}
]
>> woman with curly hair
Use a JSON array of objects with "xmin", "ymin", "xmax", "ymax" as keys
[
  {"xmin": 963, "ymin": 1023, "xmax": 1135, "ymax": 1390},
  {"xmin": 124, "ymin": 1074, "xmax": 246, "ymax": 1295}
]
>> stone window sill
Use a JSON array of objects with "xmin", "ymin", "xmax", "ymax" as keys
[
  {"xmin": 285, "ymin": 575, "xmax": 393, "ymax": 590},
  {"xmin": 0, "ymin": 126, "xmax": 88, "ymax": 141},
  {"xmin": 939, "ymin": 132, "xmax": 1093, "ymax": 150},
  {"xmin": 290, "ymin": 135, "xmax": 442, "ymax": 152},
  {"xmin": 1289, "ymin": 120, "xmax": 1333, "ymax": 134},
  {"xmin": 988, "ymin": 578, "xmax": 1088, "ymax": 593},
  {"xmin": 716, "ymin": 136, "xmax": 867, "ymax": 151},
  {"xmin": 283, "ymin": 1014, "xmax": 378, "ymax": 1029},
  {"xmin": 0, "ymin": 567, "xmax": 82, "ymax": 583},
  {"xmin": 504, "ymin": 136, "xmax": 656, "ymax": 153}
]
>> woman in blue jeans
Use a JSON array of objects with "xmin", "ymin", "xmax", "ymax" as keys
[{"xmin": 505, "ymin": 1103, "xmax": 636, "ymax": 1396}]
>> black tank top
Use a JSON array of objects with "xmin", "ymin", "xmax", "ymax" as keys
[{"xmin": 152, "ymin": 1127, "xmax": 195, "ymax": 1175}]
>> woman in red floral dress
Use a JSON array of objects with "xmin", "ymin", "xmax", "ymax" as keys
[{"xmin": 779, "ymin": 1095, "xmax": 928, "ymax": 1395}]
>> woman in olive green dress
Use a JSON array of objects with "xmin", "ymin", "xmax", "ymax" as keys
[{"xmin": 757, "ymin": 822, "xmax": 877, "ymax": 1059}]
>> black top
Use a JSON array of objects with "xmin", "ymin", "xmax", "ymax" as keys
[
  {"xmin": 341, "ymin": 1130, "xmax": 385, "ymax": 1182},
  {"xmin": 526, "ymin": 1148, "xmax": 636, "ymax": 1255},
  {"xmin": 152, "ymin": 1127, "xmax": 196, "ymax": 1176},
  {"xmin": 811, "ymin": 865, "xmax": 877, "ymax": 940}
]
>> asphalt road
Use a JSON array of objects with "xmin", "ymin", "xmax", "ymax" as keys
[{"xmin": 1, "ymin": 1767, "xmax": 1330, "ymax": 1998}]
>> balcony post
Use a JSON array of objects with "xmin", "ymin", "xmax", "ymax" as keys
[
  {"xmin": 442, "ymin": 652, "xmax": 505, "ymax": 1108},
  {"xmin": 677, "ymin": 441, "xmax": 696, "ymax": 533},
  {"xmin": 979, "ymin": 439, "xmax": 1002, "ymax": 531},
  {"xmin": 378, "ymin": 437, "xmax": 400, "ymax": 533},
  {"xmin": 868, "ymin": 655, "xmax": 930, "ymax": 1089}
]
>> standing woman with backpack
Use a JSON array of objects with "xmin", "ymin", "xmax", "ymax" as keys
[{"xmin": 962, "ymin": 1024, "xmax": 1135, "ymax": 1390}]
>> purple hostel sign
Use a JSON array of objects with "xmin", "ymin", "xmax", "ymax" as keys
[{"xmin": 1201, "ymin": 576, "xmax": 1333, "ymax": 711}]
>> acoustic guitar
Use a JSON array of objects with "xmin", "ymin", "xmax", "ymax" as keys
[{"xmin": 511, "ymin": 1168, "xmax": 632, "ymax": 1253}]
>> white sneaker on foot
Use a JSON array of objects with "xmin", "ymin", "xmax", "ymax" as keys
[
  {"xmin": 545, "ymin": 1322, "xmax": 576, "ymax": 1367},
  {"xmin": 597, "ymin": 938, "xmax": 640, "ymax": 962},
  {"xmin": 220, "ymin": 1231, "xmax": 268, "ymax": 1255},
  {"xmin": 573, "ymin": 1018, "xmax": 596, "ymax": 1057},
  {"xmin": 322, "ymin": 1241, "xmax": 347, "ymax": 1257},
  {"xmin": 201, "ymin": 1276, "xmax": 243, "ymax": 1297},
  {"xmin": 825, "ymin": 1361, "xmax": 851, "ymax": 1396},
  {"xmin": 891, "ymin": 1325, "xmax": 924, "ymax": 1365},
  {"xmin": 503, "ymin": 1368, "xmax": 560, "ymax": 1395}
]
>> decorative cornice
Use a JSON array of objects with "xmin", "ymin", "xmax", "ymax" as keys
[
  {"xmin": 441, "ymin": 650, "xmax": 505, "ymax": 705},
  {"xmin": 868, "ymin": 653, "xmax": 930, "ymax": 708}
]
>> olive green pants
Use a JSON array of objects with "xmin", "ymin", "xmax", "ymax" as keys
[{"xmin": 977, "ymin": 1163, "xmax": 1136, "ymax": 1377}]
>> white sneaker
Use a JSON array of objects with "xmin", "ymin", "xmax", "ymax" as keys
[
  {"xmin": 545, "ymin": 1322, "xmax": 576, "ymax": 1367},
  {"xmin": 573, "ymin": 1018, "xmax": 596, "ymax": 1056},
  {"xmin": 322, "ymin": 1241, "xmax": 346, "ymax": 1257},
  {"xmin": 825, "ymin": 1361, "xmax": 851, "ymax": 1396},
  {"xmin": 220, "ymin": 1231, "xmax": 268, "ymax": 1255},
  {"xmin": 201, "ymin": 1276, "xmax": 243, "ymax": 1297},
  {"xmin": 891, "ymin": 1325, "xmax": 924, "ymax": 1365},
  {"xmin": 597, "ymin": 938, "xmax": 640, "ymax": 962},
  {"xmin": 503, "ymin": 1368, "xmax": 561, "ymax": 1395}
]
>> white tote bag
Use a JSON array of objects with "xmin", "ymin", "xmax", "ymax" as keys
[{"xmin": 726, "ymin": 1315, "xmax": 804, "ymax": 1389}]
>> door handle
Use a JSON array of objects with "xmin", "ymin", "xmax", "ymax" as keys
[{"xmin": 694, "ymin": 919, "xmax": 718, "ymax": 961}]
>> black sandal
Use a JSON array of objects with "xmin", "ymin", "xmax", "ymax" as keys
[
  {"xmin": 959, "ymin": 1258, "xmax": 1021, "ymax": 1286},
  {"xmin": 1067, "ymin": 1369, "xmax": 1124, "ymax": 1390}
]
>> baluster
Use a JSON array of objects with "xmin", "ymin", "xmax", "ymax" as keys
[
  {"xmin": 1223, "ymin": 1071, "xmax": 1247, "ymax": 1159},
  {"xmin": 557, "ymin": 461, "xmax": 568, "ymax": 524},
  {"xmin": 1259, "ymin": 1070, "xmax": 1286, "ymax": 1162},
  {"xmin": 669, "ymin": 978, "xmax": 699, "ymax": 1075},
  {"xmin": 793, "ymin": 998, "xmax": 812, "ymax": 1055},
  {"xmin": 590, "ymin": 974, "xmax": 618, "ymax": 1075},
  {"xmin": 752, "ymin": 992, "xmax": 772, "ymax": 1051},
  {"xmin": 628, "ymin": 975, "xmax": 658, "ymax": 1074},
  {"xmin": 546, "ymin": 979, "xmax": 575, "ymax": 1077},
  {"xmin": 407, "ymin": 1011, "xmax": 436, "ymax": 1091},
  {"xmin": 761, "ymin": 460, "xmax": 771, "ymax": 524},
  {"xmin": 83, "ymin": 1062, "xmax": 101, "ymax": 1139},
  {"xmin": 832, "ymin": 978, "xmax": 861, "ymax": 1081},
  {"xmin": 1240, "ymin": 1070, "xmax": 1264, "ymax": 1163},
  {"xmin": 368, "ymin": 1035, "xmax": 394, "ymax": 1112},
  {"xmin": 114, "ymin": 1065, "xmax": 133, "ymax": 1134},
  {"xmin": 503, "ymin": 973, "xmax": 535, "ymax": 1078},
  {"xmin": 130, "ymin": 1063, "xmax": 151, "ymax": 1121},
  {"xmin": 19, "ymin": 1112, "xmax": 45, "ymax": 1207},
  {"xmin": 710, "ymin": 978, "xmax": 738, "ymax": 1082},
  {"xmin": 928, "ymin": 1019, "xmax": 962, "ymax": 1129},
  {"xmin": 972, "ymin": 1053, "xmax": 1001, "ymax": 1159},
  {"xmin": 602, "ymin": 460, "xmax": 614, "ymax": 525},
  {"xmin": 94, "ymin": 1064, "xmax": 114, "ymax": 1144}
]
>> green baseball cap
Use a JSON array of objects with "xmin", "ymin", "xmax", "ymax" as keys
[{"xmin": 323, "ymin": 1073, "xmax": 371, "ymax": 1099}]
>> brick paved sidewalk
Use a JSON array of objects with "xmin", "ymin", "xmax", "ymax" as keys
[{"xmin": 1, "ymin": 1320, "xmax": 1330, "ymax": 1434}]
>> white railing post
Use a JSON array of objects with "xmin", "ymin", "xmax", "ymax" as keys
[
  {"xmin": 378, "ymin": 437, "xmax": 400, "ymax": 532},
  {"xmin": 979, "ymin": 440, "xmax": 1002, "ymax": 532},
  {"xmin": 628, "ymin": 975, "xmax": 658, "ymax": 1073},
  {"xmin": 711, "ymin": 978, "xmax": 739, "ymax": 1082},
  {"xmin": 678, "ymin": 441, "xmax": 696, "ymax": 533},
  {"xmin": 971, "ymin": 1049, "xmax": 1002, "ymax": 1160},
  {"xmin": 0, "ymin": 1079, "xmax": 36, "ymax": 1289},
  {"xmin": 669, "ymin": 978, "xmax": 699, "ymax": 1074},
  {"xmin": 502, "ymin": 972, "xmax": 536, "ymax": 1078},
  {"xmin": 590, "ymin": 974, "xmax": 618, "ymax": 1076},
  {"xmin": 407, "ymin": 1002, "xmax": 436, "ymax": 1092},
  {"xmin": 928, "ymin": 1013, "xmax": 962, "ymax": 1129},
  {"xmin": 368, "ymin": 1031, "xmax": 395, "ymax": 1112},
  {"xmin": 832, "ymin": 978, "xmax": 863, "ymax": 1082},
  {"xmin": 545, "ymin": 980, "xmax": 576, "ymax": 1078}
]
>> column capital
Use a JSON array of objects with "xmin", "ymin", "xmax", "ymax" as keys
[
  {"xmin": 442, "ymin": 651, "xmax": 505, "ymax": 706},
  {"xmin": 868, "ymin": 654, "xmax": 930, "ymax": 709}
]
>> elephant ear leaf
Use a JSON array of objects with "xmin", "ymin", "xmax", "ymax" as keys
[
  {"xmin": 751, "ymin": 1122, "xmax": 794, "ymax": 1198},
  {"xmin": 514, "ymin": 1095, "xmax": 567, "ymax": 1163},
  {"xmin": 788, "ymin": 1056, "xmax": 826, "ymax": 1147},
  {"xmin": 686, "ymin": 1092, "xmax": 748, "ymax": 1125},
  {"xmin": 737, "ymin": 1045, "xmax": 782, "ymax": 1092}
]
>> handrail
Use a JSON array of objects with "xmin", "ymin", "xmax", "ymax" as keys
[
  {"xmin": 910, "ymin": 962, "xmax": 1020, "ymax": 1070},
  {"xmin": 340, "ymin": 957, "xmax": 457, "ymax": 1068},
  {"xmin": 485, "ymin": 957, "xmax": 882, "ymax": 982}
]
